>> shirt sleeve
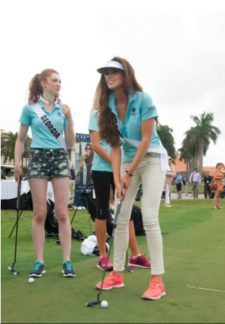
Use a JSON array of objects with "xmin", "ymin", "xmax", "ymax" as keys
[
  {"xmin": 88, "ymin": 110, "xmax": 99, "ymax": 132},
  {"xmin": 140, "ymin": 93, "xmax": 158, "ymax": 121},
  {"xmin": 19, "ymin": 105, "xmax": 32, "ymax": 126}
]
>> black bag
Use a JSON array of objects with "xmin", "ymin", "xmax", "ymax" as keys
[
  {"xmin": 45, "ymin": 200, "xmax": 86, "ymax": 240},
  {"xmin": 131, "ymin": 205, "xmax": 145, "ymax": 236}
]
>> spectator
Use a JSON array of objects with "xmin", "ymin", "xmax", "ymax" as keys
[
  {"xmin": 175, "ymin": 173, "xmax": 183, "ymax": 199},
  {"xmin": 189, "ymin": 168, "xmax": 201, "ymax": 199},
  {"xmin": 203, "ymin": 172, "xmax": 212, "ymax": 199},
  {"xmin": 212, "ymin": 163, "xmax": 225, "ymax": 209},
  {"xmin": 80, "ymin": 143, "xmax": 94, "ymax": 185},
  {"xmin": 164, "ymin": 157, "xmax": 176, "ymax": 207}
]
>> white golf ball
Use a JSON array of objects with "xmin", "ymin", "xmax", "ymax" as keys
[
  {"xmin": 100, "ymin": 300, "xmax": 108, "ymax": 308},
  {"xmin": 28, "ymin": 277, "xmax": 35, "ymax": 284}
]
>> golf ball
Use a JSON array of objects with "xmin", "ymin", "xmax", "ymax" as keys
[
  {"xmin": 100, "ymin": 300, "xmax": 108, "ymax": 308},
  {"xmin": 28, "ymin": 277, "xmax": 35, "ymax": 284}
]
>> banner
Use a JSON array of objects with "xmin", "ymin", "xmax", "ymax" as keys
[{"xmin": 74, "ymin": 133, "xmax": 94, "ymax": 206}]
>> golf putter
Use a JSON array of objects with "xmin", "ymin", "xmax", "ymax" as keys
[
  {"xmin": 86, "ymin": 198, "xmax": 123, "ymax": 307},
  {"xmin": 8, "ymin": 178, "xmax": 22, "ymax": 276}
]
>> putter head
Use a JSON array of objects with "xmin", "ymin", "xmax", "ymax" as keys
[
  {"xmin": 85, "ymin": 300, "xmax": 101, "ymax": 307},
  {"xmin": 125, "ymin": 266, "xmax": 135, "ymax": 273},
  {"xmin": 8, "ymin": 266, "xmax": 19, "ymax": 275}
]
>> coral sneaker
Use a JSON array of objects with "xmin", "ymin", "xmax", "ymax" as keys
[
  {"xmin": 96, "ymin": 271, "xmax": 124, "ymax": 290},
  {"xmin": 128, "ymin": 254, "xmax": 151, "ymax": 269},
  {"xmin": 97, "ymin": 256, "xmax": 113, "ymax": 271},
  {"xmin": 142, "ymin": 277, "xmax": 166, "ymax": 300}
]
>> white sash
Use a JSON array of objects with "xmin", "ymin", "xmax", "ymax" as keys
[
  {"xmin": 123, "ymin": 137, "xmax": 168, "ymax": 172},
  {"xmin": 32, "ymin": 103, "xmax": 66, "ymax": 149}
]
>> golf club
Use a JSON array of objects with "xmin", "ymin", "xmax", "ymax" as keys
[
  {"xmin": 86, "ymin": 198, "xmax": 123, "ymax": 308},
  {"xmin": 124, "ymin": 250, "xmax": 135, "ymax": 273},
  {"xmin": 8, "ymin": 178, "xmax": 22, "ymax": 276},
  {"xmin": 8, "ymin": 209, "xmax": 23, "ymax": 239}
]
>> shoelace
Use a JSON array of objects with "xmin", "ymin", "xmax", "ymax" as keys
[
  {"xmin": 101, "ymin": 256, "xmax": 110, "ymax": 266},
  {"xmin": 150, "ymin": 279, "xmax": 162, "ymax": 290}
]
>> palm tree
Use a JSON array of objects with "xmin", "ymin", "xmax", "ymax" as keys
[
  {"xmin": 180, "ymin": 112, "xmax": 221, "ymax": 172},
  {"xmin": 1, "ymin": 131, "xmax": 31, "ymax": 166},
  {"xmin": 1, "ymin": 132, "xmax": 18, "ymax": 164},
  {"xmin": 157, "ymin": 124, "xmax": 176, "ymax": 158}
]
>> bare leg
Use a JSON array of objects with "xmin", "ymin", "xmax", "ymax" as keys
[
  {"xmin": 128, "ymin": 220, "xmax": 140, "ymax": 256},
  {"xmin": 29, "ymin": 178, "xmax": 48, "ymax": 263},
  {"xmin": 52, "ymin": 177, "xmax": 71, "ymax": 261}
]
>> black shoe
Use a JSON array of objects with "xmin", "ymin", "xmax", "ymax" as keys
[
  {"xmin": 29, "ymin": 261, "xmax": 46, "ymax": 277},
  {"xmin": 62, "ymin": 260, "xmax": 76, "ymax": 278}
]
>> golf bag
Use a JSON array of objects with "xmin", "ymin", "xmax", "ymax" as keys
[
  {"xmin": 80, "ymin": 189, "xmax": 114, "ymax": 237},
  {"xmin": 44, "ymin": 200, "xmax": 86, "ymax": 240}
]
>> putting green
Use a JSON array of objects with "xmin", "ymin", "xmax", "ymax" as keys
[{"xmin": 2, "ymin": 199, "xmax": 225, "ymax": 323}]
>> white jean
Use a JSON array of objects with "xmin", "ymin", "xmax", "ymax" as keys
[{"xmin": 113, "ymin": 156, "xmax": 166, "ymax": 275}]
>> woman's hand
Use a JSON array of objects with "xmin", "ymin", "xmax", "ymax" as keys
[
  {"xmin": 14, "ymin": 165, "xmax": 23, "ymax": 183},
  {"xmin": 115, "ymin": 180, "xmax": 127, "ymax": 200},
  {"xmin": 61, "ymin": 104, "xmax": 72, "ymax": 120},
  {"xmin": 121, "ymin": 173, "xmax": 132, "ymax": 195}
]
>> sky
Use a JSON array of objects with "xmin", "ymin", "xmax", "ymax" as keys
[{"xmin": 1, "ymin": 0, "xmax": 225, "ymax": 166}]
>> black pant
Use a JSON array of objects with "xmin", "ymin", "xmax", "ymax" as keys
[
  {"xmin": 92, "ymin": 171, "xmax": 115, "ymax": 220},
  {"xmin": 204, "ymin": 185, "xmax": 211, "ymax": 199}
]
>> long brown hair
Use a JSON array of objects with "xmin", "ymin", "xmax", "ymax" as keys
[
  {"xmin": 94, "ymin": 57, "xmax": 143, "ymax": 146},
  {"xmin": 28, "ymin": 68, "xmax": 59, "ymax": 103}
]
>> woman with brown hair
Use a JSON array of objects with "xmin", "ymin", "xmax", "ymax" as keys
[
  {"xmin": 212, "ymin": 162, "xmax": 225, "ymax": 209},
  {"xmin": 14, "ymin": 69, "xmax": 76, "ymax": 278},
  {"xmin": 88, "ymin": 110, "xmax": 151, "ymax": 271},
  {"xmin": 94, "ymin": 57, "xmax": 167, "ymax": 300}
]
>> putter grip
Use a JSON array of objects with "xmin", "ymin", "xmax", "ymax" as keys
[
  {"xmin": 16, "ymin": 180, "xmax": 22, "ymax": 210},
  {"xmin": 113, "ymin": 200, "xmax": 123, "ymax": 226}
]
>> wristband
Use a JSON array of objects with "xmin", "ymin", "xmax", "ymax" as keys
[{"xmin": 125, "ymin": 169, "xmax": 133, "ymax": 177}]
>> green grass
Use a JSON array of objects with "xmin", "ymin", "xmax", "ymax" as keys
[{"xmin": 1, "ymin": 199, "xmax": 225, "ymax": 323}]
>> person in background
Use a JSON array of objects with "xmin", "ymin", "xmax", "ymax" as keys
[
  {"xmin": 88, "ymin": 109, "xmax": 150, "ymax": 271},
  {"xmin": 94, "ymin": 56, "xmax": 167, "ymax": 301},
  {"xmin": 175, "ymin": 173, "xmax": 183, "ymax": 199},
  {"xmin": 203, "ymin": 172, "xmax": 212, "ymax": 199},
  {"xmin": 14, "ymin": 69, "xmax": 76, "ymax": 278},
  {"xmin": 79, "ymin": 143, "xmax": 94, "ymax": 185},
  {"xmin": 212, "ymin": 162, "xmax": 225, "ymax": 209},
  {"xmin": 182, "ymin": 176, "xmax": 188, "ymax": 197},
  {"xmin": 189, "ymin": 168, "xmax": 201, "ymax": 199},
  {"xmin": 164, "ymin": 157, "xmax": 176, "ymax": 207}
]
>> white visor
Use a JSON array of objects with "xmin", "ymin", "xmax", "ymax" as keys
[{"xmin": 97, "ymin": 60, "xmax": 125, "ymax": 74}]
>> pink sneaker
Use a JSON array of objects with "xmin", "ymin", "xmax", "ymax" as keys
[
  {"xmin": 96, "ymin": 271, "xmax": 124, "ymax": 290},
  {"xmin": 142, "ymin": 277, "xmax": 166, "ymax": 300},
  {"xmin": 128, "ymin": 254, "xmax": 151, "ymax": 269},
  {"xmin": 97, "ymin": 256, "xmax": 113, "ymax": 271}
]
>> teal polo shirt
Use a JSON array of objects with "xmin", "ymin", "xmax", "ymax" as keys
[
  {"xmin": 19, "ymin": 98, "xmax": 67, "ymax": 149},
  {"xmin": 108, "ymin": 91, "xmax": 160, "ymax": 163},
  {"xmin": 88, "ymin": 110, "xmax": 112, "ymax": 172}
]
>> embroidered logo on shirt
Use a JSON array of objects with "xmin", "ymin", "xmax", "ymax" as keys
[{"xmin": 130, "ymin": 107, "xmax": 137, "ymax": 116}]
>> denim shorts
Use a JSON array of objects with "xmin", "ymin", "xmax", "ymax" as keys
[{"xmin": 28, "ymin": 148, "xmax": 71, "ymax": 180}]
